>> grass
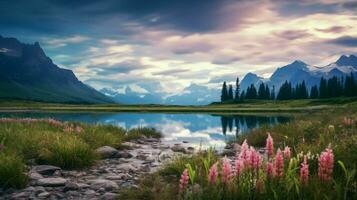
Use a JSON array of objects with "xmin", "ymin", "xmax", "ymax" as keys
[
  {"xmin": 1, "ymin": 97, "xmax": 357, "ymax": 113},
  {"xmin": 0, "ymin": 118, "xmax": 162, "ymax": 188},
  {"xmin": 119, "ymin": 106, "xmax": 357, "ymax": 200}
]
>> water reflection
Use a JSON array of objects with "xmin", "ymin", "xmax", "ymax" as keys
[
  {"xmin": 0, "ymin": 112, "xmax": 290, "ymax": 151},
  {"xmin": 219, "ymin": 115, "xmax": 290, "ymax": 136}
]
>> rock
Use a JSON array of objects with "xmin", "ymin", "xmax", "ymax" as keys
[
  {"xmin": 30, "ymin": 172, "xmax": 44, "ymax": 180},
  {"xmin": 38, "ymin": 191, "xmax": 50, "ymax": 198},
  {"xmin": 221, "ymin": 149, "xmax": 235, "ymax": 157},
  {"xmin": 171, "ymin": 144, "xmax": 186, "ymax": 153},
  {"xmin": 34, "ymin": 186, "xmax": 46, "ymax": 194},
  {"xmin": 118, "ymin": 163, "xmax": 137, "ymax": 172},
  {"xmin": 136, "ymin": 154, "xmax": 148, "ymax": 160},
  {"xmin": 37, "ymin": 178, "xmax": 67, "ymax": 187},
  {"xmin": 88, "ymin": 179, "xmax": 119, "ymax": 191},
  {"xmin": 103, "ymin": 192, "xmax": 117, "ymax": 200},
  {"xmin": 77, "ymin": 183, "xmax": 90, "ymax": 189},
  {"xmin": 96, "ymin": 146, "xmax": 119, "ymax": 159},
  {"xmin": 12, "ymin": 192, "xmax": 29, "ymax": 198},
  {"xmin": 33, "ymin": 165, "xmax": 61, "ymax": 176},
  {"xmin": 63, "ymin": 182, "xmax": 79, "ymax": 191},
  {"xmin": 84, "ymin": 189, "xmax": 96, "ymax": 196},
  {"xmin": 182, "ymin": 141, "xmax": 189, "ymax": 143},
  {"xmin": 117, "ymin": 151, "xmax": 133, "ymax": 159}
]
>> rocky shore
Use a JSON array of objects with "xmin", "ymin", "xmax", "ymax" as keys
[{"xmin": 0, "ymin": 137, "xmax": 192, "ymax": 200}]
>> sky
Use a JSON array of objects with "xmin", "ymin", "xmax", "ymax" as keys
[{"xmin": 0, "ymin": 0, "xmax": 356, "ymax": 95}]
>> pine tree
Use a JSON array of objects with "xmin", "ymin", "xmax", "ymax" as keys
[
  {"xmin": 271, "ymin": 85, "xmax": 275, "ymax": 100},
  {"xmin": 228, "ymin": 84, "xmax": 234, "ymax": 100},
  {"xmin": 240, "ymin": 91, "xmax": 246, "ymax": 101},
  {"xmin": 319, "ymin": 77, "xmax": 328, "ymax": 98},
  {"xmin": 310, "ymin": 85, "xmax": 319, "ymax": 99},
  {"xmin": 221, "ymin": 82, "xmax": 228, "ymax": 102},
  {"xmin": 264, "ymin": 84, "xmax": 270, "ymax": 99},
  {"xmin": 258, "ymin": 83, "xmax": 265, "ymax": 99},
  {"xmin": 246, "ymin": 84, "xmax": 257, "ymax": 99},
  {"xmin": 235, "ymin": 77, "xmax": 240, "ymax": 101},
  {"xmin": 277, "ymin": 81, "xmax": 292, "ymax": 100},
  {"xmin": 300, "ymin": 81, "xmax": 308, "ymax": 99}
]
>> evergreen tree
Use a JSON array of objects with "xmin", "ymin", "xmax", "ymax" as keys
[
  {"xmin": 310, "ymin": 85, "xmax": 319, "ymax": 99},
  {"xmin": 221, "ymin": 81, "xmax": 228, "ymax": 102},
  {"xmin": 240, "ymin": 91, "xmax": 245, "ymax": 101},
  {"xmin": 258, "ymin": 83, "xmax": 266, "ymax": 99},
  {"xmin": 246, "ymin": 84, "xmax": 257, "ymax": 99},
  {"xmin": 319, "ymin": 77, "xmax": 328, "ymax": 98},
  {"xmin": 277, "ymin": 81, "xmax": 292, "ymax": 100},
  {"xmin": 265, "ymin": 85, "xmax": 271, "ymax": 99},
  {"xmin": 235, "ymin": 77, "xmax": 240, "ymax": 101},
  {"xmin": 300, "ymin": 81, "xmax": 308, "ymax": 99},
  {"xmin": 228, "ymin": 84, "xmax": 234, "ymax": 100},
  {"xmin": 270, "ymin": 85, "xmax": 275, "ymax": 100}
]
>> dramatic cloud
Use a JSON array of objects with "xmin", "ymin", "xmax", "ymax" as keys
[{"xmin": 0, "ymin": 0, "xmax": 356, "ymax": 93}]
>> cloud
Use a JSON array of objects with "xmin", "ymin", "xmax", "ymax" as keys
[
  {"xmin": 328, "ymin": 36, "xmax": 357, "ymax": 47},
  {"xmin": 152, "ymin": 68, "xmax": 191, "ymax": 76},
  {"xmin": 315, "ymin": 26, "xmax": 350, "ymax": 33},
  {"xmin": 274, "ymin": 30, "xmax": 311, "ymax": 40},
  {"xmin": 45, "ymin": 35, "xmax": 90, "ymax": 48}
]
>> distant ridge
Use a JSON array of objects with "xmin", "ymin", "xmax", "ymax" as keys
[
  {"xmin": 240, "ymin": 55, "xmax": 357, "ymax": 91},
  {"xmin": 0, "ymin": 35, "xmax": 114, "ymax": 104}
]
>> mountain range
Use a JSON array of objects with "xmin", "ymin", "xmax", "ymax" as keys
[
  {"xmin": 100, "ymin": 83, "xmax": 220, "ymax": 105},
  {"xmin": 0, "ymin": 35, "xmax": 113, "ymax": 104},
  {"xmin": 240, "ymin": 55, "xmax": 357, "ymax": 92}
]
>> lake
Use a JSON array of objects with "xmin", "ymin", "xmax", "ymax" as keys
[{"xmin": 0, "ymin": 112, "xmax": 290, "ymax": 151}]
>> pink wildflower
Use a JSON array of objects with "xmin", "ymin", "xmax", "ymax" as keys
[
  {"xmin": 274, "ymin": 148, "xmax": 284, "ymax": 178},
  {"xmin": 222, "ymin": 157, "xmax": 232, "ymax": 184},
  {"xmin": 179, "ymin": 169, "xmax": 190, "ymax": 193},
  {"xmin": 300, "ymin": 156, "xmax": 309, "ymax": 185},
  {"xmin": 235, "ymin": 159, "xmax": 244, "ymax": 177},
  {"xmin": 249, "ymin": 147, "xmax": 262, "ymax": 172},
  {"xmin": 283, "ymin": 146, "xmax": 291, "ymax": 161},
  {"xmin": 266, "ymin": 133, "xmax": 274, "ymax": 158},
  {"xmin": 208, "ymin": 163, "xmax": 218, "ymax": 184},
  {"xmin": 343, "ymin": 117, "xmax": 354, "ymax": 126},
  {"xmin": 318, "ymin": 147, "xmax": 334, "ymax": 182},
  {"xmin": 75, "ymin": 126, "xmax": 83, "ymax": 133},
  {"xmin": 266, "ymin": 161, "xmax": 275, "ymax": 179}
]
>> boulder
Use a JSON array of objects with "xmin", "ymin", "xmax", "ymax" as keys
[
  {"xmin": 171, "ymin": 144, "xmax": 186, "ymax": 153},
  {"xmin": 37, "ymin": 178, "xmax": 67, "ymax": 187},
  {"xmin": 96, "ymin": 146, "xmax": 119, "ymax": 159},
  {"xmin": 33, "ymin": 165, "xmax": 61, "ymax": 176},
  {"xmin": 88, "ymin": 179, "xmax": 119, "ymax": 191}
]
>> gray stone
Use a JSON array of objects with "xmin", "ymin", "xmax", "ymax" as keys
[
  {"xmin": 64, "ymin": 182, "xmax": 79, "ymax": 191},
  {"xmin": 171, "ymin": 145, "xmax": 186, "ymax": 153},
  {"xmin": 88, "ymin": 179, "xmax": 119, "ymax": 191},
  {"xmin": 96, "ymin": 146, "xmax": 119, "ymax": 159},
  {"xmin": 30, "ymin": 172, "xmax": 43, "ymax": 180},
  {"xmin": 38, "ymin": 191, "xmax": 50, "ymax": 198},
  {"xmin": 117, "ymin": 151, "xmax": 133, "ymax": 159},
  {"xmin": 12, "ymin": 192, "xmax": 29, "ymax": 198},
  {"xmin": 103, "ymin": 192, "xmax": 117, "ymax": 200},
  {"xmin": 33, "ymin": 165, "xmax": 61, "ymax": 176},
  {"xmin": 37, "ymin": 178, "xmax": 67, "ymax": 187}
]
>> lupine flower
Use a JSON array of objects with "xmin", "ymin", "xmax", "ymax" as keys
[
  {"xmin": 249, "ymin": 147, "xmax": 262, "ymax": 172},
  {"xmin": 300, "ymin": 156, "xmax": 309, "ymax": 185},
  {"xmin": 283, "ymin": 146, "xmax": 291, "ymax": 161},
  {"xmin": 343, "ymin": 117, "xmax": 354, "ymax": 126},
  {"xmin": 179, "ymin": 169, "xmax": 190, "ymax": 193},
  {"xmin": 222, "ymin": 157, "xmax": 232, "ymax": 184},
  {"xmin": 208, "ymin": 163, "xmax": 218, "ymax": 184},
  {"xmin": 238, "ymin": 139, "xmax": 249, "ymax": 160},
  {"xmin": 274, "ymin": 148, "xmax": 284, "ymax": 178},
  {"xmin": 266, "ymin": 133, "xmax": 274, "ymax": 158},
  {"xmin": 266, "ymin": 161, "xmax": 275, "ymax": 179},
  {"xmin": 75, "ymin": 126, "xmax": 83, "ymax": 133},
  {"xmin": 318, "ymin": 147, "xmax": 334, "ymax": 182},
  {"xmin": 235, "ymin": 159, "xmax": 244, "ymax": 177}
]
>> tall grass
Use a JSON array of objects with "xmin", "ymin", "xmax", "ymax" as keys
[
  {"xmin": 0, "ymin": 152, "xmax": 28, "ymax": 189},
  {"xmin": 0, "ymin": 118, "xmax": 162, "ymax": 188}
]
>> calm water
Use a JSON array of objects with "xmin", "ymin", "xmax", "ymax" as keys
[{"xmin": 0, "ymin": 112, "xmax": 290, "ymax": 151}]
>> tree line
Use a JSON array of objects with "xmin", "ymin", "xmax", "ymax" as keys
[{"xmin": 221, "ymin": 73, "xmax": 357, "ymax": 102}]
